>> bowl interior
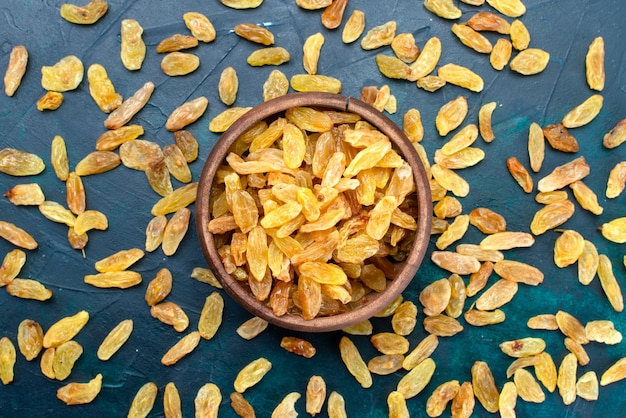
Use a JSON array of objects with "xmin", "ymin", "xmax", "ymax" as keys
[{"xmin": 196, "ymin": 92, "xmax": 432, "ymax": 332}]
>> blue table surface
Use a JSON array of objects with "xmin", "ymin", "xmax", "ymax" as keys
[{"xmin": 0, "ymin": 0, "xmax": 625, "ymax": 417}]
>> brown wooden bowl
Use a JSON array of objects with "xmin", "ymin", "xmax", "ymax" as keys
[{"xmin": 196, "ymin": 92, "xmax": 432, "ymax": 332}]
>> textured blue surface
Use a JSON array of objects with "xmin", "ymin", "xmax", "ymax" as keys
[{"xmin": 0, "ymin": 0, "xmax": 625, "ymax": 417}]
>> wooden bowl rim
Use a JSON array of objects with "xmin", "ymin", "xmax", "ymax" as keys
[{"xmin": 196, "ymin": 92, "xmax": 432, "ymax": 332}]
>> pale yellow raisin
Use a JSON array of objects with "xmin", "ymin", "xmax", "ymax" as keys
[
  {"xmin": 600, "ymin": 357, "xmax": 626, "ymax": 386},
  {"xmin": 368, "ymin": 354, "xmax": 404, "ymax": 376},
  {"xmin": 423, "ymin": 314, "xmax": 464, "ymax": 337},
  {"xmin": 195, "ymin": 383, "xmax": 222, "ymax": 417},
  {"xmin": 471, "ymin": 361, "xmax": 499, "ymax": 413},
  {"xmin": 606, "ymin": 162, "xmax": 626, "ymax": 198},
  {"xmin": 43, "ymin": 311, "xmax": 89, "ymax": 348},
  {"xmin": 161, "ymin": 52, "xmax": 200, "ymax": 76},
  {"xmin": 75, "ymin": 151, "xmax": 120, "ymax": 176},
  {"xmin": 0, "ymin": 148, "xmax": 45, "ymax": 177},
  {"xmin": 303, "ymin": 32, "xmax": 324, "ymax": 75},
  {"xmin": 164, "ymin": 382, "xmax": 183, "ymax": 418},
  {"xmin": 586, "ymin": 36, "xmax": 605, "ymax": 91},
  {"xmin": 51, "ymin": 135, "xmax": 69, "ymax": 180},
  {"xmin": 527, "ymin": 314, "xmax": 558, "ymax": 330},
  {"xmin": 480, "ymin": 231, "xmax": 535, "ymax": 250},
  {"xmin": 464, "ymin": 309, "xmax": 505, "ymax": 326},
  {"xmin": 151, "ymin": 183, "xmax": 198, "ymax": 216},
  {"xmin": 339, "ymin": 336, "xmax": 372, "ymax": 388},
  {"xmin": 97, "ymin": 319, "xmax": 133, "ymax": 361},
  {"xmin": 161, "ymin": 207, "xmax": 191, "ymax": 256},
  {"xmin": 219, "ymin": 67, "xmax": 238, "ymax": 105},
  {"xmin": 500, "ymin": 337, "xmax": 546, "ymax": 358},
  {"xmin": 494, "ymin": 259, "xmax": 543, "ymax": 285},
  {"xmin": 271, "ymin": 392, "xmax": 300, "ymax": 418},
  {"xmin": 342, "ymin": 10, "xmax": 365, "ymax": 44},
  {"xmin": 490, "ymin": 38, "xmax": 512, "ymax": 70},
  {"xmin": 431, "ymin": 251, "xmax": 480, "ymax": 275},
  {"xmin": 475, "ymin": 279, "xmax": 518, "ymax": 311},
  {"xmin": 392, "ymin": 33, "xmax": 420, "ymax": 63},
  {"xmin": 376, "ymin": 54, "xmax": 411, "ymax": 80},
  {"xmin": 74, "ymin": 209, "xmax": 108, "ymax": 235},
  {"xmin": 601, "ymin": 217, "xmax": 626, "ymax": 244},
  {"xmin": 419, "ymin": 278, "xmax": 452, "ymax": 317},
  {"xmin": 247, "ymin": 47, "xmax": 290, "ymax": 66},
  {"xmin": 529, "ymin": 200, "xmax": 575, "ymax": 235},
  {"xmin": 17, "ymin": 319, "xmax": 43, "ymax": 361},
  {"xmin": 597, "ymin": 254, "xmax": 624, "ymax": 312},
  {"xmin": 150, "ymin": 301, "xmax": 189, "ymax": 332},
  {"xmin": 577, "ymin": 240, "xmax": 598, "ymax": 285},
  {"xmin": 263, "ymin": 69, "xmax": 289, "ymax": 101},
  {"xmin": 425, "ymin": 380, "xmax": 460, "ymax": 416},
  {"xmin": 41, "ymin": 55, "xmax": 83, "ymax": 92},
  {"xmin": 562, "ymin": 94, "xmax": 603, "ymax": 128},
  {"xmin": 127, "ymin": 382, "xmax": 158, "ymax": 418},
  {"xmin": 95, "ymin": 125, "xmax": 143, "ymax": 151},
  {"xmin": 603, "ymin": 119, "xmax": 626, "ymax": 149},
  {"xmin": 435, "ymin": 96, "xmax": 468, "ymax": 136},
  {"xmin": 585, "ymin": 320, "xmax": 622, "ymax": 345},
  {"xmin": 450, "ymin": 381, "xmax": 475, "ymax": 418},
  {"xmin": 431, "ymin": 165, "xmax": 469, "ymax": 197},
  {"xmin": 387, "ymin": 390, "xmax": 409, "ymax": 418},
  {"xmin": 37, "ymin": 91, "xmax": 64, "ymax": 111},
  {"xmin": 397, "ymin": 357, "xmax": 436, "ymax": 399},
  {"xmin": 52, "ymin": 340, "xmax": 83, "ymax": 381},
  {"xmin": 554, "ymin": 230, "xmax": 585, "ymax": 268},
  {"xmin": 104, "ymin": 81, "xmax": 154, "ymax": 129},
  {"xmin": 161, "ymin": 331, "xmax": 201, "ymax": 366},
  {"xmin": 306, "ymin": 375, "xmax": 326, "ymax": 415},
  {"xmin": 165, "ymin": 96, "xmax": 208, "ymax": 132},
  {"xmin": 514, "ymin": 368, "xmax": 545, "ymax": 403},
  {"xmin": 60, "ymin": 0, "xmax": 107, "ymax": 24},
  {"xmin": 234, "ymin": 357, "xmax": 272, "ymax": 393},
  {"xmin": 361, "ymin": 21, "xmax": 396, "ymax": 50},
  {"xmin": 95, "ymin": 248, "xmax": 144, "ymax": 272},
  {"xmin": 209, "ymin": 107, "xmax": 252, "ymax": 133},
  {"xmin": 290, "ymin": 74, "xmax": 342, "ymax": 94},
  {"xmin": 120, "ymin": 19, "xmax": 146, "ymax": 71},
  {"xmin": 56, "ymin": 373, "xmax": 102, "ymax": 405},
  {"xmin": 557, "ymin": 353, "xmax": 577, "ymax": 404},
  {"xmin": 234, "ymin": 23, "xmax": 274, "ymax": 45},
  {"xmin": 156, "ymin": 34, "xmax": 199, "ymax": 53},
  {"xmin": 506, "ymin": 156, "xmax": 533, "ymax": 193},
  {"xmin": 499, "ymin": 381, "xmax": 517, "ymax": 418},
  {"xmin": 0, "ymin": 337, "xmax": 16, "ymax": 384},
  {"xmin": 85, "ymin": 271, "xmax": 141, "ymax": 288},
  {"xmin": 424, "ymin": 0, "xmax": 462, "ymax": 19},
  {"xmin": 199, "ymin": 292, "xmax": 224, "ymax": 340},
  {"xmin": 0, "ymin": 221, "xmax": 38, "ymax": 249},
  {"xmin": 510, "ymin": 48, "xmax": 550, "ymax": 75},
  {"xmin": 408, "ymin": 37, "xmax": 441, "ymax": 80},
  {"xmin": 6, "ymin": 278, "xmax": 52, "ymax": 301},
  {"xmin": 486, "ymin": 0, "xmax": 526, "ymax": 17},
  {"xmin": 184, "ymin": 12, "xmax": 216, "ymax": 42},
  {"xmin": 437, "ymin": 63, "xmax": 484, "ymax": 92},
  {"xmin": 4, "ymin": 45, "xmax": 28, "ymax": 97},
  {"xmin": 4, "ymin": 183, "xmax": 45, "ymax": 206},
  {"xmin": 87, "ymin": 64, "xmax": 122, "ymax": 113},
  {"xmin": 451, "ymin": 23, "xmax": 492, "ymax": 53},
  {"xmin": 576, "ymin": 371, "xmax": 599, "ymax": 401}
]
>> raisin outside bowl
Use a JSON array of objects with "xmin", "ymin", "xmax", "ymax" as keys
[{"xmin": 196, "ymin": 92, "xmax": 432, "ymax": 332}]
